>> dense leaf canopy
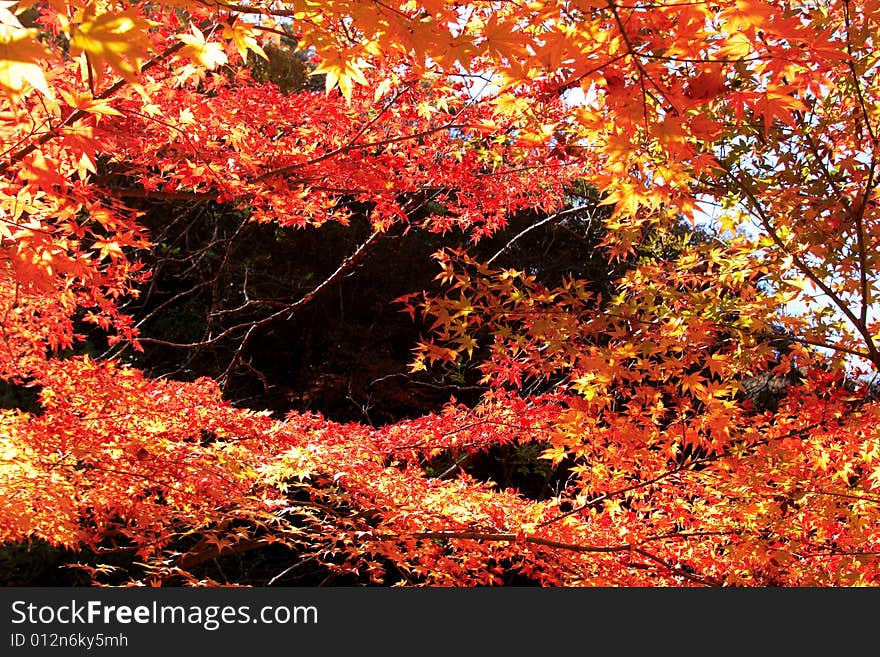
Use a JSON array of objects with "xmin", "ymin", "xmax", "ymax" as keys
[{"xmin": 1, "ymin": 0, "xmax": 880, "ymax": 586}]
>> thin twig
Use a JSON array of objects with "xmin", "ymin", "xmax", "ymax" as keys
[{"xmin": 487, "ymin": 205, "xmax": 596, "ymax": 265}]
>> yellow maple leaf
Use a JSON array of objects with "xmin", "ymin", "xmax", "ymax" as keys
[
  {"xmin": 70, "ymin": 8, "xmax": 154, "ymax": 83},
  {"xmin": 540, "ymin": 444, "xmax": 568, "ymax": 467},
  {"xmin": 0, "ymin": 15, "xmax": 51, "ymax": 101},
  {"xmin": 58, "ymin": 89, "xmax": 123, "ymax": 118},
  {"xmin": 178, "ymin": 24, "xmax": 228, "ymax": 71},
  {"xmin": 312, "ymin": 51, "xmax": 370, "ymax": 103},
  {"xmin": 490, "ymin": 92, "xmax": 530, "ymax": 117},
  {"xmin": 223, "ymin": 21, "xmax": 267, "ymax": 64},
  {"xmin": 718, "ymin": 31, "xmax": 753, "ymax": 59}
]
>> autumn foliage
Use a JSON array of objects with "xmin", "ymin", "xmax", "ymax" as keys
[{"xmin": 1, "ymin": 0, "xmax": 880, "ymax": 586}]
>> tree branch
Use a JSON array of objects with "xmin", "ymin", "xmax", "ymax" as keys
[
  {"xmin": 487, "ymin": 204, "xmax": 597, "ymax": 265},
  {"xmin": 0, "ymin": 24, "xmax": 214, "ymax": 174}
]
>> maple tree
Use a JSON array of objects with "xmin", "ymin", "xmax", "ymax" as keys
[{"xmin": 1, "ymin": 0, "xmax": 880, "ymax": 586}]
